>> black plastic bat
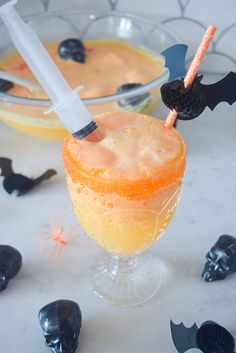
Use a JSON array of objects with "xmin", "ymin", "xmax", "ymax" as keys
[
  {"xmin": 161, "ymin": 44, "xmax": 236, "ymax": 120},
  {"xmin": 161, "ymin": 44, "xmax": 188, "ymax": 82},
  {"xmin": 170, "ymin": 320, "xmax": 198, "ymax": 353},
  {"xmin": 170, "ymin": 320, "xmax": 236, "ymax": 353},
  {"xmin": 0, "ymin": 157, "xmax": 57, "ymax": 196}
]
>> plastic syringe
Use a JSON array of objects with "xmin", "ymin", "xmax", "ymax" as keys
[{"xmin": 0, "ymin": 0, "xmax": 101, "ymax": 140}]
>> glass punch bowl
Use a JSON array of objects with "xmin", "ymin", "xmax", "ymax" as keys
[{"xmin": 0, "ymin": 11, "xmax": 179, "ymax": 140}]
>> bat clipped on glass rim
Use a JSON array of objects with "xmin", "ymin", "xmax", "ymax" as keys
[{"xmin": 160, "ymin": 43, "xmax": 236, "ymax": 121}]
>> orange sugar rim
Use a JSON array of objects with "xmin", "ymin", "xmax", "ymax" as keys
[
  {"xmin": 63, "ymin": 143, "xmax": 186, "ymax": 199},
  {"xmin": 63, "ymin": 116, "xmax": 186, "ymax": 200}
]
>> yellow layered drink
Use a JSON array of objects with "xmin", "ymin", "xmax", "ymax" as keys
[{"xmin": 63, "ymin": 112, "xmax": 186, "ymax": 256}]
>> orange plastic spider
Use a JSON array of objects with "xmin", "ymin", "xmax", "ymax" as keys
[{"xmin": 39, "ymin": 214, "xmax": 80, "ymax": 260}]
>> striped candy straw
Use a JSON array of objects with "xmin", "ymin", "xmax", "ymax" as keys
[{"xmin": 164, "ymin": 25, "xmax": 217, "ymax": 128}]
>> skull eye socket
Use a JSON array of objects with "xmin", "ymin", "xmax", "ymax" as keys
[
  {"xmin": 58, "ymin": 330, "xmax": 78, "ymax": 349},
  {"xmin": 210, "ymin": 251, "xmax": 216, "ymax": 258},
  {"xmin": 45, "ymin": 335, "xmax": 60, "ymax": 347},
  {"xmin": 0, "ymin": 274, "xmax": 7, "ymax": 289},
  {"xmin": 207, "ymin": 250, "xmax": 220, "ymax": 261},
  {"xmin": 61, "ymin": 330, "xmax": 77, "ymax": 343},
  {"xmin": 218, "ymin": 259, "xmax": 230, "ymax": 272},
  {"xmin": 0, "ymin": 272, "xmax": 6, "ymax": 281},
  {"xmin": 207, "ymin": 254, "xmax": 215, "ymax": 263}
]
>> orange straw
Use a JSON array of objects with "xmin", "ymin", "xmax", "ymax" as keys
[{"xmin": 164, "ymin": 25, "xmax": 217, "ymax": 128}]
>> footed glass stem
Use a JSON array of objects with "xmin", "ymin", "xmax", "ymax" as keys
[{"xmin": 92, "ymin": 251, "xmax": 161, "ymax": 306}]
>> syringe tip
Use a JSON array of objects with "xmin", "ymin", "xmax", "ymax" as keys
[
  {"xmin": 82, "ymin": 126, "xmax": 105, "ymax": 142},
  {"xmin": 72, "ymin": 120, "xmax": 97, "ymax": 139}
]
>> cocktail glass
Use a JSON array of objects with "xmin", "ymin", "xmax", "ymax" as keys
[{"xmin": 63, "ymin": 111, "xmax": 186, "ymax": 306}]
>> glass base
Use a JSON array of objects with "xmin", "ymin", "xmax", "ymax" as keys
[{"xmin": 91, "ymin": 251, "xmax": 161, "ymax": 307}]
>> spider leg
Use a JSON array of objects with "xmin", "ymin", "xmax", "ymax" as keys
[
  {"xmin": 51, "ymin": 218, "xmax": 58, "ymax": 234},
  {"xmin": 37, "ymin": 231, "xmax": 51, "ymax": 239},
  {"xmin": 62, "ymin": 225, "xmax": 80, "ymax": 239},
  {"xmin": 64, "ymin": 234, "xmax": 80, "ymax": 243},
  {"xmin": 48, "ymin": 242, "xmax": 59, "ymax": 261},
  {"xmin": 56, "ymin": 243, "xmax": 64, "ymax": 260},
  {"xmin": 63, "ymin": 225, "xmax": 78, "ymax": 236},
  {"xmin": 42, "ymin": 235, "xmax": 55, "ymax": 241},
  {"xmin": 55, "ymin": 213, "xmax": 66, "ymax": 228},
  {"xmin": 52, "ymin": 213, "xmax": 66, "ymax": 234},
  {"xmin": 39, "ymin": 232, "xmax": 52, "ymax": 239},
  {"xmin": 51, "ymin": 214, "xmax": 61, "ymax": 233}
]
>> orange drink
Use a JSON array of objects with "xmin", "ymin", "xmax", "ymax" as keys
[
  {"xmin": 0, "ymin": 40, "xmax": 163, "ymax": 140},
  {"xmin": 63, "ymin": 112, "xmax": 185, "ymax": 255},
  {"xmin": 63, "ymin": 111, "xmax": 185, "ymax": 305}
]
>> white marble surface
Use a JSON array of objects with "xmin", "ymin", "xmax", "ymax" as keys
[{"xmin": 1, "ymin": 86, "xmax": 236, "ymax": 352}]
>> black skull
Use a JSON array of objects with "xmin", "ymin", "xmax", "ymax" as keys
[
  {"xmin": 39, "ymin": 300, "xmax": 82, "ymax": 353},
  {"xmin": 0, "ymin": 245, "xmax": 22, "ymax": 292},
  {"xmin": 202, "ymin": 234, "xmax": 236, "ymax": 282}
]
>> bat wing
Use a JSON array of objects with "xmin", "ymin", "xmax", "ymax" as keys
[
  {"xmin": 161, "ymin": 44, "xmax": 188, "ymax": 82},
  {"xmin": 201, "ymin": 71, "xmax": 236, "ymax": 110},
  {"xmin": 170, "ymin": 320, "xmax": 199, "ymax": 353},
  {"xmin": 33, "ymin": 169, "xmax": 57, "ymax": 186},
  {"xmin": 0, "ymin": 157, "xmax": 14, "ymax": 178}
]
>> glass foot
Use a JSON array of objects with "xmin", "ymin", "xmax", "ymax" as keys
[{"xmin": 91, "ymin": 251, "xmax": 161, "ymax": 306}]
